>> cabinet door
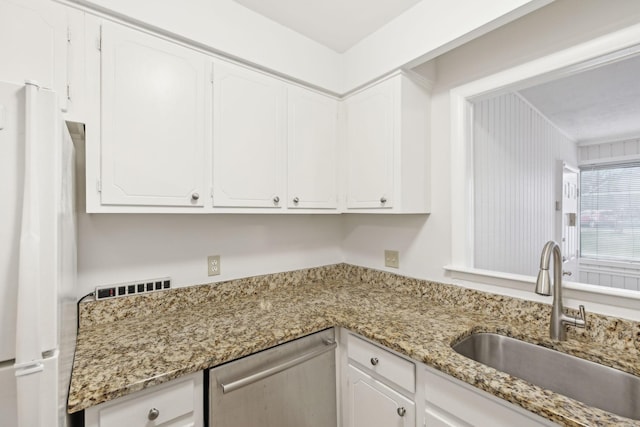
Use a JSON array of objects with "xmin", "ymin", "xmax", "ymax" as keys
[
  {"xmin": 287, "ymin": 86, "xmax": 338, "ymax": 209},
  {"xmin": 100, "ymin": 22, "xmax": 207, "ymax": 207},
  {"xmin": 345, "ymin": 78, "xmax": 395, "ymax": 209},
  {"xmin": 347, "ymin": 365, "xmax": 415, "ymax": 427},
  {"xmin": 212, "ymin": 61, "xmax": 285, "ymax": 208},
  {"xmin": 85, "ymin": 372, "xmax": 203, "ymax": 427},
  {"xmin": 0, "ymin": 0, "xmax": 68, "ymax": 111}
]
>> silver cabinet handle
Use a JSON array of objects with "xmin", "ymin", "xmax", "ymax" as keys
[
  {"xmin": 397, "ymin": 407, "xmax": 406, "ymax": 417},
  {"xmin": 293, "ymin": 197, "xmax": 299, "ymax": 204},
  {"xmin": 370, "ymin": 357, "xmax": 379, "ymax": 366},
  {"xmin": 148, "ymin": 407, "xmax": 160, "ymax": 420},
  {"xmin": 563, "ymin": 270, "xmax": 572, "ymax": 276},
  {"xmin": 380, "ymin": 197, "xmax": 387, "ymax": 204},
  {"xmin": 221, "ymin": 340, "xmax": 337, "ymax": 394},
  {"xmin": 191, "ymin": 192, "xmax": 200, "ymax": 201},
  {"xmin": 273, "ymin": 196, "xmax": 280, "ymax": 204}
]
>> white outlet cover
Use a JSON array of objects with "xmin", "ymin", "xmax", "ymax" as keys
[{"xmin": 208, "ymin": 255, "xmax": 221, "ymax": 276}]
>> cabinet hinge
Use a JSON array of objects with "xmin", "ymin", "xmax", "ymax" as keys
[
  {"xmin": 210, "ymin": 69, "xmax": 214, "ymax": 84},
  {"xmin": 66, "ymin": 84, "xmax": 71, "ymax": 101},
  {"xmin": 97, "ymin": 26, "xmax": 102, "ymax": 51},
  {"xmin": 96, "ymin": 180, "xmax": 102, "ymax": 193},
  {"xmin": 210, "ymin": 188, "xmax": 214, "ymax": 199},
  {"xmin": 67, "ymin": 26, "xmax": 71, "ymax": 43}
]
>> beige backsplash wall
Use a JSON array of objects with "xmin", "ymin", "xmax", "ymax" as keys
[{"xmin": 76, "ymin": 213, "xmax": 343, "ymax": 296}]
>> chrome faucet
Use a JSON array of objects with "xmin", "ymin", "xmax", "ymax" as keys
[{"xmin": 535, "ymin": 241, "xmax": 586, "ymax": 340}]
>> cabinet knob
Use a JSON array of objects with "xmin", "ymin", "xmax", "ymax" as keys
[
  {"xmin": 397, "ymin": 407, "xmax": 406, "ymax": 417},
  {"xmin": 380, "ymin": 197, "xmax": 387, "ymax": 204},
  {"xmin": 370, "ymin": 357, "xmax": 379, "ymax": 366},
  {"xmin": 293, "ymin": 197, "xmax": 299, "ymax": 204},
  {"xmin": 191, "ymin": 192, "xmax": 200, "ymax": 201},
  {"xmin": 273, "ymin": 196, "xmax": 280, "ymax": 204},
  {"xmin": 148, "ymin": 407, "xmax": 160, "ymax": 421}
]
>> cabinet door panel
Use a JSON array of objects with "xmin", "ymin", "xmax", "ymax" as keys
[
  {"xmin": 100, "ymin": 22, "xmax": 206, "ymax": 207},
  {"xmin": 348, "ymin": 365, "xmax": 415, "ymax": 427},
  {"xmin": 212, "ymin": 61, "xmax": 284, "ymax": 208},
  {"xmin": 287, "ymin": 86, "xmax": 338, "ymax": 209},
  {"xmin": 85, "ymin": 372, "xmax": 203, "ymax": 427},
  {"xmin": 0, "ymin": 0, "xmax": 67, "ymax": 110},
  {"xmin": 345, "ymin": 79, "xmax": 394, "ymax": 209}
]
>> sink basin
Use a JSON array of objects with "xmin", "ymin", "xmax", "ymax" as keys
[{"xmin": 452, "ymin": 333, "xmax": 640, "ymax": 420}]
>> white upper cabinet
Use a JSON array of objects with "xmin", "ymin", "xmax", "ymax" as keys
[
  {"xmin": 78, "ymin": 17, "xmax": 428, "ymax": 214},
  {"xmin": 344, "ymin": 77, "xmax": 394, "ymax": 210},
  {"xmin": 212, "ymin": 60, "xmax": 285, "ymax": 209},
  {"xmin": 99, "ymin": 22, "xmax": 207, "ymax": 207},
  {"xmin": 287, "ymin": 85, "xmax": 338, "ymax": 209},
  {"xmin": 344, "ymin": 73, "xmax": 430, "ymax": 213},
  {"xmin": 0, "ymin": 0, "xmax": 68, "ymax": 110}
]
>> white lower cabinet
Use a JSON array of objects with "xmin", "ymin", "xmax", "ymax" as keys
[
  {"xmin": 340, "ymin": 330, "xmax": 554, "ymax": 427},
  {"xmin": 85, "ymin": 371, "xmax": 203, "ymax": 427},
  {"xmin": 348, "ymin": 365, "xmax": 416, "ymax": 427},
  {"xmin": 422, "ymin": 366, "xmax": 554, "ymax": 427},
  {"xmin": 344, "ymin": 332, "xmax": 417, "ymax": 427}
]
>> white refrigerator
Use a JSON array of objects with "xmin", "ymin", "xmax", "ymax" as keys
[{"xmin": 0, "ymin": 80, "xmax": 77, "ymax": 427}]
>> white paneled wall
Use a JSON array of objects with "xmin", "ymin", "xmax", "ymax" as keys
[
  {"xmin": 579, "ymin": 259, "xmax": 640, "ymax": 291},
  {"xmin": 473, "ymin": 92, "xmax": 577, "ymax": 276},
  {"xmin": 578, "ymin": 137, "xmax": 640, "ymax": 165}
]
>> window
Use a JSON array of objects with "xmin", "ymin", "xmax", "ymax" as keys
[{"xmin": 580, "ymin": 162, "xmax": 640, "ymax": 262}]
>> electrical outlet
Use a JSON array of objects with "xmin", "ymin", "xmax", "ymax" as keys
[
  {"xmin": 208, "ymin": 255, "xmax": 221, "ymax": 276},
  {"xmin": 384, "ymin": 250, "xmax": 399, "ymax": 268}
]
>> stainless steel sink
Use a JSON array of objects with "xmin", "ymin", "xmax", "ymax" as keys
[{"xmin": 452, "ymin": 333, "xmax": 640, "ymax": 420}]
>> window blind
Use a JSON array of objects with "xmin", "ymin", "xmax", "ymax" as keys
[{"xmin": 580, "ymin": 162, "xmax": 640, "ymax": 262}]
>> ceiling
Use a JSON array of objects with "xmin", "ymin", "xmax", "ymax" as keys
[
  {"xmin": 518, "ymin": 54, "xmax": 640, "ymax": 143},
  {"xmin": 232, "ymin": 0, "xmax": 422, "ymax": 53}
]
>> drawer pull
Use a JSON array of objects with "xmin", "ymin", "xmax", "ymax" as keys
[
  {"xmin": 148, "ymin": 407, "xmax": 160, "ymax": 421},
  {"xmin": 221, "ymin": 340, "xmax": 337, "ymax": 394},
  {"xmin": 370, "ymin": 357, "xmax": 379, "ymax": 366},
  {"xmin": 397, "ymin": 407, "xmax": 406, "ymax": 417}
]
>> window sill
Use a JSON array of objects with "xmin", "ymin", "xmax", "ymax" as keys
[{"xmin": 443, "ymin": 265, "xmax": 640, "ymax": 321}]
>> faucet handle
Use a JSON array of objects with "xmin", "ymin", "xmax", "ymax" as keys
[{"xmin": 575, "ymin": 305, "xmax": 587, "ymax": 328}]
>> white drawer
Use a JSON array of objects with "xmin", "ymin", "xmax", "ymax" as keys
[
  {"xmin": 347, "ymin": 334, "xmax": 415, "ymax": 393},
  {"xmin": 85, "ymin": 371, "xmax": 203, "ymax": 427}
]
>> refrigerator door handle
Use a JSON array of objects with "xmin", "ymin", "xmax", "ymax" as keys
[
  {"xmin": 15, "ymin": 80, "xmax": 43, "ymax": 365},
  {"xmin": 14, "ymin": 81, "xmax": 44, "ymax": 427},
  {"xmin": 14, "ymin": 361, "xmax": 44, "ymax": 376}
]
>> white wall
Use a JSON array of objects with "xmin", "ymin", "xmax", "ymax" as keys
[
  {"xmin": 77, "ymin": 213, "xmax": 343, "ymax": 296},
  {"xmin": 65, "ymin": 0, "xmax": 343, "ymax": 92},
  {"xmin": 343, "ymin": 0, "xmax": 640, "ymax": 286},
  {"xmin": 341, "ymin": 0, "xmax": 550, "ymax": 93},
  {"xmin": 63, "ymin": 0, "xmax": 548, "ymax": 94}
]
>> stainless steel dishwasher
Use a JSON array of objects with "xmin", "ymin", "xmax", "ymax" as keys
[{"xmin": 209, "ymin": 328, "xmax": 337, "ymax": 427}]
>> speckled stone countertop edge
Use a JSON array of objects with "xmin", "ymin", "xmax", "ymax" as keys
[{"xmin": 70, "ymin": 264, "xmax": 640, "ymax": 426}]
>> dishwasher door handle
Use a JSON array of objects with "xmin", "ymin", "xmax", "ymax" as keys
[{"xmin": 220, "ymin": 339, "xmax": 337, "ymax": 394}]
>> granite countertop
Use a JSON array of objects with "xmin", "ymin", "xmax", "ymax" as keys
[{"xmin": 68, "ymin": 264, "xmax": 640, "ymax": 426}]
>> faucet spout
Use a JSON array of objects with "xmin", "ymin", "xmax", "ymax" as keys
[{"xmin": 535, "ymin": 241, "xmax": 586, "ymax": 340}]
